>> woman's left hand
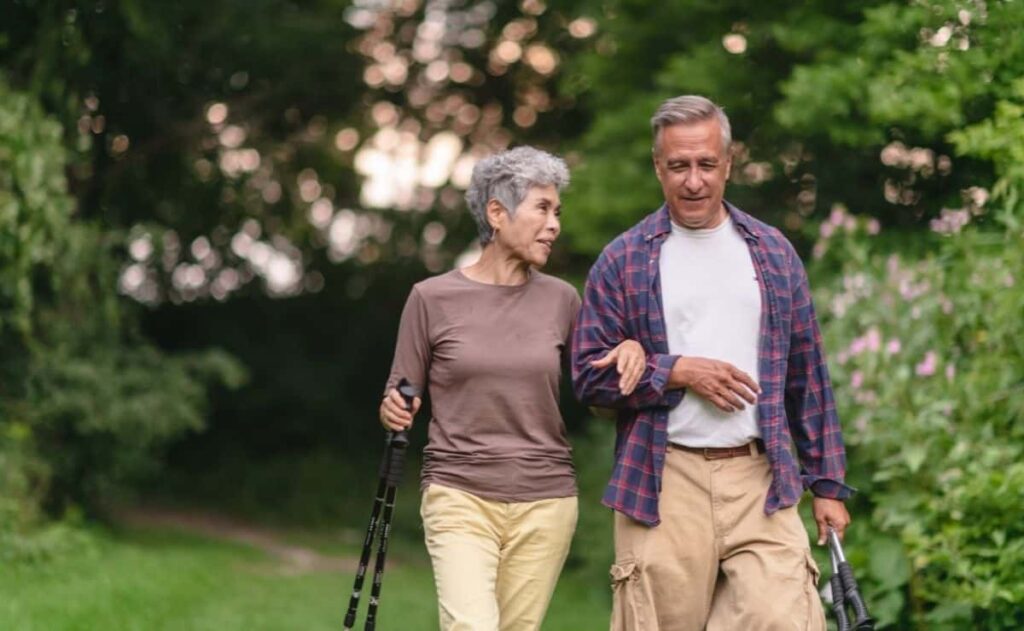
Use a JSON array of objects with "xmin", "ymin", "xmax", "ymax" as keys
[{"xmin": 590, "ymin": 339, "xmax": 646, "ymax": 395}]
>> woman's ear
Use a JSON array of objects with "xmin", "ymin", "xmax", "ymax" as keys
[{"xmin": 486, "ymin": 199, "xmax": 506, "ymax": 233}]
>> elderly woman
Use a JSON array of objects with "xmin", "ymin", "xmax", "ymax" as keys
[{"xmin": 379, "ymin": 146, "xmax": 643, "ymax": 631}]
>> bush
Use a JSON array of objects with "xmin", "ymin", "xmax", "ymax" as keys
[
  {"xmin": 0, "ymin": 77, "xmax": 246, "ymax": 551},
  {"xmin": 813, "ymin": 207, "xmax": 1024, "ymax": 628}
]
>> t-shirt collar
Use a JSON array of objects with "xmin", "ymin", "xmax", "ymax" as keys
[{"xmin": 647, "ymin": 200, "xmax": 761, "ymax": 242}]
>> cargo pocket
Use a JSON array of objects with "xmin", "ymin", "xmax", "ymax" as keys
[
  {"xmin": 803, "ymin": 552, "xmax": 826, "ymax": 631},
  {"xmin": 610, "ymin": 561, "xmax": 657, "ymax": 631}
]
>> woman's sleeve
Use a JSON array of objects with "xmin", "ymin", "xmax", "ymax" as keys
[
  {"xmin": 384, "ymin": 286, "xmax": 431, "ymax": 395},
  {"xmin": 562, "ymin": 288, "xmax": 583, "ymax": 369}
]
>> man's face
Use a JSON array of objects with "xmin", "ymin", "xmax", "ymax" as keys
[{"xmin": 653, "ymin": 118, "xmax": 732, "ymax": 230}]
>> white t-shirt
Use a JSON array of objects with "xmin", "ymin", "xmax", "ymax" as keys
[{"xmin": 659, "ymin": 215, "xmax": 762, "ymax": 447}]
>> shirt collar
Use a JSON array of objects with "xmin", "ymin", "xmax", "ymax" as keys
[{"xmin": 645, "ymin": 200, "xmax": 762, "ymax": 242}]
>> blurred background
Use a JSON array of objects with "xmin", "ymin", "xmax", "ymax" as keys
[{"xmin": 1, "ymin": 0, "xmax": 1022, "ymax": 629}]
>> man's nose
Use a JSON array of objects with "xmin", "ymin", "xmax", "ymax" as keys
[{"xmin": 684, "ymin": 168, "xmax": 703, "ymax": 191}]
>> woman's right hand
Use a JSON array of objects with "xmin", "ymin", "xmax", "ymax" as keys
[
  {"xmin": 590, "ymin": 339, "xmax": 647, "ymax": 395},
  {"xmin": 379, "ymin": 387, "xmax": 422, "ymax": 431}
]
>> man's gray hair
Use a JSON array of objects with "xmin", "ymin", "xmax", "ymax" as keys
[
  {"xmin": 650, "ymin": 95, "xmax": 732, "ymax": 154},
  {"xmin": 465, "ymin": 146, "xmax": 569, "ymax": 245}
]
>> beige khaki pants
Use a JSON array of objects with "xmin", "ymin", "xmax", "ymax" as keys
[
  {"xmin": 611, "ymin": 444, "xmax": 825, "ymax": 631},
  {"xmin": 420, "ymin": 483, "xmax": 578, "ymax": 631}
]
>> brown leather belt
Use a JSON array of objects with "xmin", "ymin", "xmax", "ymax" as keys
[{"xmin": 671, "ymin": 439, "xmax": 765, "ymax": 460}]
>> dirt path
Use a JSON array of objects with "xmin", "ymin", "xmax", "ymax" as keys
[{"xmin": 115, "ymin": 506, "xmax": 359, "ymax": 576}]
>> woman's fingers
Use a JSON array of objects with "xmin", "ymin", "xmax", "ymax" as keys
[
  {"xmin": 590, "ymin": 348, "xmax": 618, "ymax": 368},
  {"xmin": 592, "ymin": 342, "xmax": 647, "ymax": 394},
  {"xmin": 620, "ymin": 355, "xmax": 644, "ymax": 395},
  {"xmin": 380, "ymin": 388, "xmax": 414, "ymax": 430}
]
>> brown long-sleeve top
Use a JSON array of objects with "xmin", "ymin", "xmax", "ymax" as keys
[{"xmin": 386, "ymin": 268, "xmax": 581, "ymax": 502}]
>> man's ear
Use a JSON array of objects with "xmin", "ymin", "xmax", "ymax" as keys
[
  {"xmin": 486, "ymin": 198, "xmax": 506, "ymax": 232},
  {"xmin": 652, "ymin": 150, "xmax": 665, "ymax": 185}
]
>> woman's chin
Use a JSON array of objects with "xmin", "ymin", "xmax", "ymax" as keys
[{"xmin": 531, "ymin": 253, "xmax": 551, "ymax": 268}]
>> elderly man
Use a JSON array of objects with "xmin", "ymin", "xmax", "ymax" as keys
[{"xmin": 572, "ymin": 95, "xmax": 853, "ymax": 630}]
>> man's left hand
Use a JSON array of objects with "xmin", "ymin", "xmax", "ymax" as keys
[{"xmin": 812, "ymin": 497, "xmax": 850, "ymax": 545}]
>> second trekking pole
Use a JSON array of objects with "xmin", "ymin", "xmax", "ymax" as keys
[{"xmin": 343, "ymin": 378, "xmax": 417, "ymax": 631}]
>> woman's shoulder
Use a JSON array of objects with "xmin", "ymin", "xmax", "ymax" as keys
[
  {"xmin": 411, "ymin": 269, "xmax": 463, "ymax": 295},
  {"xmin": 531, "ymin": 271, "xmax": 580, "ymax": 301}
]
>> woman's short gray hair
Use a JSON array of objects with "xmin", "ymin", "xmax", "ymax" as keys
[
  {"xmin": 465, "ymin": 146, "xmax": 570, "ymax": 245},
  {"xmin": 650, "ymin": 95, "xmax": 732, "ymax": 155}
]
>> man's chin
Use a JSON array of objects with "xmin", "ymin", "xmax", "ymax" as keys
[{"xmin": 670, "ymin": 200, "xmax": 725, "ymax": 227}]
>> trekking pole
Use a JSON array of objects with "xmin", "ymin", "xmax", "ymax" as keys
[
  {"xmin": 343, "ymin": 379, "xmax": 417, "ymax": 631},
  {"xmin": 828, "ymin": 533, "xmax": 851, "ymax": 631},
  {"xmin": 828, "ymin": 528, "xmax": 875, "ymax": 631}
]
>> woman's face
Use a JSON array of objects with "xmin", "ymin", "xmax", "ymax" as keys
[{"xmin": 493, "ymin": 184, "xmax": 562, "ymax": 267}]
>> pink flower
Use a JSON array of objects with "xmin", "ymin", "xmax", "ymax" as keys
[
  {"xmin": 886, "ymin": 339, "xmax": 901, "ymax": 355},
  {"xmin": 830, "ymin": 206, "xmax": 845, "ymax": 225},
  {"xmin": 854, "ymin": 415, "xmax": 869, "ymax": 432},
  {"xmin": 849, "ymin": 337, "xmax": 867, "ymax": 356},
  {"xmin": 820, "ymin": 222, "xmax": 835, "ymax": 238},
  {"xmin": 945, "ymin": 363, "xmax": 955, "ymax": 381},
  {"xmin": 867, "ymin": 218, "xmax": 881, "ymax": 235},
  {"xmin": 899, "ymin": 280, "xmax": 914, "ymax": 300},
  {"xmin": 851, "ymin": 370, "xmax": 864, "ymax": 389},
  {"xmin": 916, "ymin": 351, "xmax": 938, "ymax": 377},
  {"xmin": 887, "ymin": 255, "xmax": 900, "ymax": 276},
  {"xmin": 866, "ymin": 327, "xmax": 882, "ymax": 352}
]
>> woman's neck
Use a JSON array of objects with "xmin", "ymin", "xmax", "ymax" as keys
[{"xmin": 462, "ymin": 244, "xmax": 532, "ymax": 286}]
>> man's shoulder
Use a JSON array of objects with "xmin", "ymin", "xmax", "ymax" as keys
[
  {"xmin": 594, "ymin": 207, "xmax": 663, "ymax": 267},
  {"xmin": 729, "ymin": 205, "xmax": 798, "ymax": 258}
]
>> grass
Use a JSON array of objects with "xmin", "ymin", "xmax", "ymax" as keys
[
  {"xmin": 0, "ymin": 524, "xmax": 612, "ymax": 631},
  {"xmin": 0, "ymin": 425, "xmax": 621, "ymax": 630}
]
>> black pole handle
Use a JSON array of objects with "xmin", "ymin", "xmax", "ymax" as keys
[
  {"xmin": 827, "ymin": 529, "xmax": 875, "ymax": 631},
  {"xmin": 830, "ymin": 573, "xmax": 851, "ymax": 631},
  {"xmin": 838, "ymin": 562, "xmax": 875, "ymax": 630},
  {"xmin": 393, "ymin": 378, "xmax": 418, "ymax": 443},
  {"xmin": 378, "ymin": 378, "xmax": 417, "ymax": 485}
]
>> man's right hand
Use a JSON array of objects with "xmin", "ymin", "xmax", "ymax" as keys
[
  {"xmin": 379, "ymin": 387, "xmax": 422, "ymax": 431},
  {"xmin": 670, "ymin": 357, "xmax": 760, "ymax": 413}
]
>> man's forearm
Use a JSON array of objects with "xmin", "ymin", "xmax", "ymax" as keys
[{"xmin": 573, "ymin": 352, "xmax": 683, "ymax": 410}]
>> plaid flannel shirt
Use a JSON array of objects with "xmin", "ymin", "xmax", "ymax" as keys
[{"xmin": 572, "ymin": 202, "xmax": 854, "ymax": 526}]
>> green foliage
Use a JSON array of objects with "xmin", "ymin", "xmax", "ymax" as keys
[
  {"xmin": 0, "ymin": 76, "xmax": 72, "ymax": 334},
  {"xmin": 0, "ymin": 79, "xmax": 247, "ymax": 552},
  {"xmin": 816, "ymin": 219, "xmax": 1024, "ymax": 628},
  {"xmin": 948, "ymin": 77, "xmax": 1024, "ymax": 220}
]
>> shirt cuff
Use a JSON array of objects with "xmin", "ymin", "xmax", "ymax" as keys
[
  {"xmin": 650, "ymin": 354, "xmax": 683, "ymax": 406},
  {"xmin": 806, "ymin": 476, "xmax": 856, "ymax": 500}
]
